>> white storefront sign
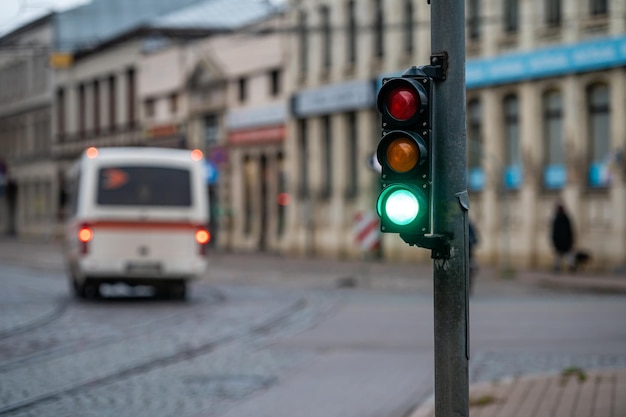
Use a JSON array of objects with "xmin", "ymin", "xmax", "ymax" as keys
[{"xmin": 293, "ymin": 79, "xmax": 375, "ymax": 117}]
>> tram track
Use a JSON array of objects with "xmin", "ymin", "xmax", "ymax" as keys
[
  {"xmin": 0, "ymin": 295, "xmax": 309, "ymax": 416},
  {"xmin": 0, "ymin": 297, "xmax": 68, "ymax": 342}
]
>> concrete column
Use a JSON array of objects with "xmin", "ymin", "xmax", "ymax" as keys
[
  {"xmin": 519, "ymin": 0, "xmax": 536, "ymax": 50},
  {"xmin": 562, "ymin": 75, "xmax": 584, "ymax": 229},
  {"xmin": 610, "ymin": 0, "xmax": 626, "ymax": 34},
  {"xmin": 609, "ymin": 68, "xmax": 626, "ymax": 263},
  {"xmin": 482, "ymin": 0, "xmax": 500, "ymax": 56},
  {"xmin": 562, "ymin": 0, "xmax": 581, "ymax": 43},
  {"xmin": 481, "ymin": 88, "xmax": 503, "ymax": 265},
  {"xmin": 230, "ymin": 147, "xmax": 244, "ymax": 250},
  {"xmin": 519, "ymin": 82, "xmax": 541, "ymax": 266}
]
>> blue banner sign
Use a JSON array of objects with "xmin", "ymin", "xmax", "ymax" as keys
[
  {"xmin": 467, "ymin": 35, "xmax": 626, "ymax": 89},
  {"xmin": 377, "ymin": 35, "xmax": 626, "ymax": 91}
]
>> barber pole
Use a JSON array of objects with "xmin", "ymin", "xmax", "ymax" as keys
[{"xmin": 353, "ymin": 211, "xmax": 380, "ymax": 253}]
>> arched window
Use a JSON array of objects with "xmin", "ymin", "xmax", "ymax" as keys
[
  {"xmin": 542, "ymin": 90, "xmax": 565, "ymax": 189},
  {"xmin": 545, "ymin": 0, "xmax": 561, "ymax": 27},
  {"xmin": 587, "ymin": 83, "xmax": 611, "ymax": 187},
  {"xmin": 346, "ymin": 0, "xmax": 357, "ymax": 65},
  {"xmin": 590, "ymin": 0, "xmax": 608, "ymax": 16},
  {"xmin": 373, "ymin": 0, "xmax": 384, "ymax": 58},
  {"xmin": 503, "ymin": 0, "xmax": 519, "ymax": 33},
  {"xmin": 320, "ymin": 5, "xmax": 331, "ymax": 69},
  {"xmin": 468, "ymin": 0, "xmax": 481, "ymax": 40},
  {"xmin": 298, "ymin": 11, "xmax": 308, "ymax": 75},
  {"xmin": 503, "ymin": 94, "xmax": 521, "ymax": 189},
  {"xmin": 403, "ymin": 0, "xmax": 414, "ymax": 54},
  {"xmin": 467, "ymin": 99, "xmax": 484, "ymax": 191}
]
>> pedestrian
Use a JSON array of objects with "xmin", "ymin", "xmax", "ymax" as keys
[
  {"xmin": 468, "ymin": 220, "xmax": 479, "ymax": 294},
  {"xmin": 550, "ymin": 202, "xmax": 575, "ymax": 272}
]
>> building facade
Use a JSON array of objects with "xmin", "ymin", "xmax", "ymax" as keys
[
  {"xmin": 186, "ymin": 14, "xmax": 289, "ymax": 253},
  {"xmin": 0, "ymin": 15, "xmax": 58, "ymax": 238},
  {"xmin": 284, "ymin": 0, "xmax": 626, "ymax": 270}
]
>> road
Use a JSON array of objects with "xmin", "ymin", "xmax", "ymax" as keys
[{"xmin": 1, "ymin": 248, "xmax": 625, "ymax": 417}]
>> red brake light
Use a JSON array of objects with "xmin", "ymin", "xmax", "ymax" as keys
[
  {"xmin": 195, "ymin": 229, "xmax": 210, "ymax": 245},
  {"xmin": 386, "ymin": 87, "xmax": 419, "ymax": 121},
  {"xmin": 78, "ymin": 226, "xmax": 93, "ymax": 243}
]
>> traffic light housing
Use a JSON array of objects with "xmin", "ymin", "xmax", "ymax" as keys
[{"xmin": 376, "ymin": 68, "xmax": 433, "ymax": 240}]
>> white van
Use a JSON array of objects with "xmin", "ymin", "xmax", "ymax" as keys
[{"xmin": 64, "ymin": 147, "xmax": 210, "ymax": 300}]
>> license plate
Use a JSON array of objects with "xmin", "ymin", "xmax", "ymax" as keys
[{"xmin": 126, "ymin": 262, "xmax": 162, "ymax": 275}]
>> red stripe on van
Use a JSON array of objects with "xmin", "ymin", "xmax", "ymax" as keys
[{"xmin": 88, "ymin": 220, "xmax": 206, "ymax": 230}]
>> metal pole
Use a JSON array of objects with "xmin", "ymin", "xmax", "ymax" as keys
[{"xmin": 430, "ymin": 0, "xmax": 469, "ymax": 416}]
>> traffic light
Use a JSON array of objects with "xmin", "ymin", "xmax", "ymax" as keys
[{"xmin": 376, "ymin": 68, "xmax": 433, "ymax": 239}]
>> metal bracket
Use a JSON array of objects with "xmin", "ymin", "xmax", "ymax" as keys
[
  {"xmin": 420, "ymin": 52, "xmax": 448, "ymax": 81},
  {"xmin": 399, "ymin": 233, "xmax": 451, "ymax": 259}
]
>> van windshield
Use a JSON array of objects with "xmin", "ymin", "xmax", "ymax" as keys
[{"xmin": 97, "ymin": 166, "xmax": 192, "ymax": 207}]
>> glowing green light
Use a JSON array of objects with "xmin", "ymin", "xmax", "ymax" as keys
[{"xmin": 385, "ymin": 189, "xmax": 420, "ymax": 226}]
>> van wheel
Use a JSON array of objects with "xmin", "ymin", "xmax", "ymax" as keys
[
  {"xmin": 73, "ymin": 279, "xmax": 100, "ymax": 299},
  {"xmin": 170, "ymin": 282, "xmax": 187, "ymax": 301},
  {"xmin": 71, "ymin": 279, "xmax": 85, "ymax": 299},
  {"xmin": 83, "ymin": 282, "xmax": 101, "ymax": 299}
]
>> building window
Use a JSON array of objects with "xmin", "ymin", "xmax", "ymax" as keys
[
  {"xmin": 403, "ymin": 0, "xmax": 414, "ymax": 54},
  {"xmin": 169, "ymin": 93, "xmax": 178, "ymax": 114},
  {"xmin": 346, "ymin": 0, "xmax": 357, "ymax": 65},
  {"xmin": 590, "ymin": 0, "xmax": 608, "ymax": 16},
  {"xmin": 503, "ymin": 0, "xmax": 519, "ymax": 33},
  {"xmin": 542, "ymin": 90, "xmax": 565, "ymax": 189},
  {"xmin": 503, "ymin": 94, "xmax": 521, "ymax": 189},
  {"xmin": 298, "ymin": 11, "xmax": 308, "ymax": 75},
  {"xmin": 145, "ymin": 98, "xmax": 155, "ymax": 118},
  {"xmin": 277, "ymin": 152, "xmax": 286, "ymax": 237},
  {"xmin": 243, "ymin": 155, "xmax": 254, "ymax": 236},
  {"xmin": 93, "ymin": 80, "xmax": 100, "ymax": 134},
  {"xmin": 545, "ymin": 0, "xmax": 561, "ymax": 27},
  {"xmin": 56, "ymin": 88, "xmax": 65, "ymax": 139},
  {"xmin": 298, "ymin": 119, "xmax": 309, "ymax": 199},
  {"xmin": 126, "ymin": 68, "xmax": 136, "ymax": 128},
  {"xmin": 204, "ymin": 114, "xmax": 219, "ymax": 147},
  {"xmin": 320, "ymin": 5, "xmax": 331, "ymax": 70},
  {"xmin": 467, "ymin": 99, "xmax": 484, "ymax": 191},
  {"xmin": 345, "ymin": 112, "xmax": 358, "ymax": 198},
  {"xmin": 587, "ymin": 83, "xmax": 610, "ymax": 188},
  {"xmin": 78, "ymin": 84, "xmax": 85, "ymax": 138},
  {"xmin": 269, "ymin": 69, "xmax": 281, "ymax": 96},
  {"xmin": 108, "ymin": 75, "xmax": 116, "ymax": 130},
  {"xmin": 238, "ymin": 77, "xmax": 247, "ymax": 102},
  {"xmin": 373, "ymin": 0, "xmax": 384, "ymax": 58},
  {"xmin": 468, "ymin": 0, "xmax": 481, "ymax": 40},
  {"xmin": 321, "ymin": 116, "xmax": 332, "ymax": 199}
]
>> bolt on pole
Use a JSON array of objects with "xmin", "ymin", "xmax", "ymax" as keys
[{"xmin": 430, "ymin": 0, "xmax": 469, "ymax": 416}]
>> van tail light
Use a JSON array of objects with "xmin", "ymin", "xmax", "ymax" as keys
[
  {"xmin": 78, "ymin": 224, "xmax": 93, "ymax": 255},
  {"xmin": 195, "ymin": 228, "xmax": 210, "ymax": 255}
]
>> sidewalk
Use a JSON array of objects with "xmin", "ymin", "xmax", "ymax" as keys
[{"xmin": 412, "ymin": 368, "xmax": 626, "ymax": 417}]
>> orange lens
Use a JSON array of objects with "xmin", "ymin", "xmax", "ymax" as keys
[
  {"xmin": 195, "ymin": 229, "xmax": 210, "ymax": 244},
  {"xmin": 386, "ymin": 138, "xmax": 419, "ymax": 173},
  {"xmin": 78, "ymin": 227, "xmax": 93, "ymax": 242}
]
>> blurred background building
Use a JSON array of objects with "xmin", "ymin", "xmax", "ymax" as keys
[{"xmin": 1, "ymin": 0, "xmax": 625, "ymax": 271}]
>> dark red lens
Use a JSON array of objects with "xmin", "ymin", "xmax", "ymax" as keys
[{"xmin": 386, "ymin": 87, "xmax": 419, "ymax": 121}]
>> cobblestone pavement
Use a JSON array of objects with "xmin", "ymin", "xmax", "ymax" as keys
[
  {"xmin": 0, "ymin": 265, "xmax": 338, "ymax": 417},
  {"xmin": 1, "ymin": 238, "xmax": 626, "ymax": 417}
]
